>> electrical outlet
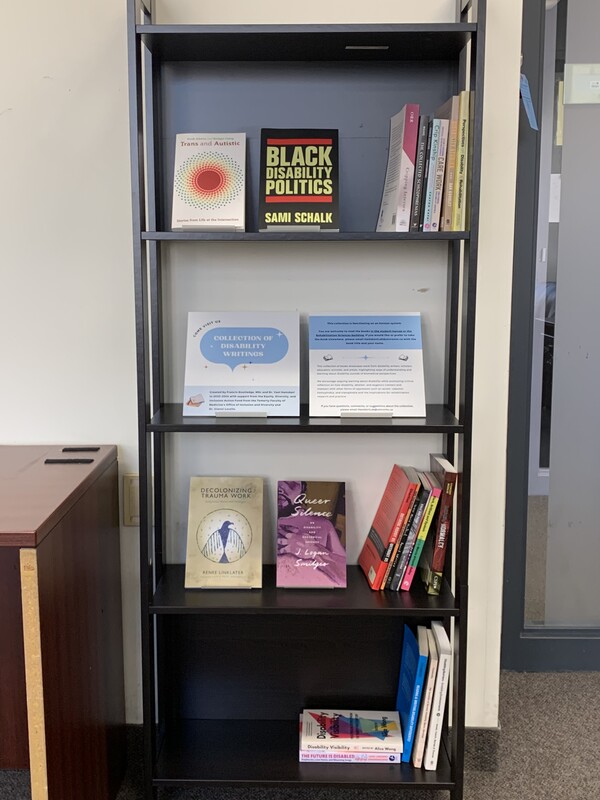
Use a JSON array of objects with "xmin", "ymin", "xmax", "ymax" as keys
[{"xmin": 123, "ymin": 474, "xmax": 140, "ymax": 526}]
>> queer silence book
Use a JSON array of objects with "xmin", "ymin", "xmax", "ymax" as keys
[
  {"xmin": 276, "ymin": 481, "xmax": 346, "ymax": 588},
  {"xmin": 300, "ymin": 710, "xmax": 403, "ymax": 754},
  {"xmin": 183, "ymin": 311, "xmax": 300, "ymax": 417},
  {"xmin": 184, "ymin": 476, "xmax": 263, "ymax": 589},
  {"xmin": 171, "ymin": 133, "xmax": 246, "ymax": 231},
  {"xmin": 258, "ymin": 128, "xmax": 339, "ymax": 231}
]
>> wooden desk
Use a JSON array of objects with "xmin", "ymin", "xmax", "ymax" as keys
[{"xmin": 0, "ymin": 445, "xmax": 126, "ymax": 800}]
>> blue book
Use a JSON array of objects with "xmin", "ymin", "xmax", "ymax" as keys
[{"xmin": 396, "ymin": 624, "xmax": 429, "ymax": 762}]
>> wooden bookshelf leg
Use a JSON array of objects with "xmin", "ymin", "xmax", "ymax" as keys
[{"xmin": 19, "ymin": 548, "xmax": 49, "ymax": 800}]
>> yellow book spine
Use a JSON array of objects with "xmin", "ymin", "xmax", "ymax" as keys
[{"xmin": 451, "ymin": 90, "xmax": 470, "ymax": 231}]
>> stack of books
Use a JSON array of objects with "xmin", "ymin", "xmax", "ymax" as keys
[
  {"xmin": 299, "ymin": 709, "xmax": 403, "ymax": 763},
  {"xmin": 376, "ymin": 92, "xmax": 472, "ymax": 233},
  {"xmin": 358, "ymin": 454, "xmax": 458, "ymax": 594}
]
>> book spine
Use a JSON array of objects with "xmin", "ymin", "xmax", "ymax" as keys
[
  {"xmin": 423, "ymin": 650, "xmax": 451, "ymax": 771},
  {"xmin": 401, "ymin": 490, "xmax": 441, "ymax": 592},
  {"xmin": 409, "ymin": 116, "xmax": 430, "ymax": 232},
  {"xmin": 427, "ymin": 472, "xmax": 457, "ymax": 595},
  {"xmin": 440, "ymin": 112, "xmax": 458, "ymax": 231},
  {"xmin": 451, "ymin": 91, "xmax": 470, "ymax": 230},
  {"xmin": 395, "ymin": 104, "xmax": 420, "ymax": 232},
  {"xmin": 389, "ymin": 490, "xmax": 429, "ymax": 591},
  {"xmin": 412, "ymin": 655, "xmax": 438, "ymax": 768},
  {"xmin": 379, "ymin": 481, "xmax": 419, "ymax": 590},
  {"xmin": 429, "ymin": 120, "xmax": 449, "ymax": 232},
  {"xmin": 384, "ymin": 490, "xmax": 421, "ymax": 590},
  {"xmin": 421, "ymin": 119, "xmax": 441, "ymax": 231},
  {"xmin": 299, "ymin": 751, "xmax": 399, "ymax": 762},
  {"xmin": 401, "ymin": 657, "xmax": 428, "ymax": 763}
]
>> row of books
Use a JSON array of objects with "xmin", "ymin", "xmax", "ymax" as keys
[
  {"xmin": 358, "ymin": 455, "xmax": 458, "ymax": 594},
  {"xmin": 376, "ymin": 91, "xmax": 471, "ymax": 234},
  {"xmin": 171, "ymin": 100, "xmax": 470, "ymax": 234},
  {"xmin": 297, "ymin": 620, "xmax": 451, "ymax": 771}
]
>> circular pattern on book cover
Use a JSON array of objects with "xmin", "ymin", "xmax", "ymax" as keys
[
  {"xmin": 174, "ymin": 151, "xmax": 244, "ymax": 210},
  {"xmin": 196, "ymin": 509, "xmax": 252, "ymax": 564}
]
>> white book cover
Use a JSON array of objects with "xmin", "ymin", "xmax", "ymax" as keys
[
  {"xmin": 184, "ymin": 476, "xmax": 263, "ymax": 589},
  {"xmin": 376, "ymin": 105, "xmax": 420, "ymax": 232},
  {"xmin": 171, "ymin": 133, "xmax": 246, "ymax": 231},
  {"xmin": 429, "ymin": 119, "xmax": 450, "ymax": 232},
  {"xmin": 300, "ymin": 710, "xmax": 403, "ymax": 754},
  {"xmin": 183, "ymin": 312, "xmax": 300, "ymax": 417},
  {"xmin": 308, "ymin": 313, "xmax": 426, "ymax": 417},
  {"xmin": 412, "ymin": 628, "xmax": 439, "ymax": 769},
  {"xmin": 423, "ymin": 621, "xmax": 452, "ymax": 771},
  {"xmin": 421, "ymin": 119, "xmax": 448, "ymax": 232}
]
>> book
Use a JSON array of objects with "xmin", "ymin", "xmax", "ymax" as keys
[
  {"xmin": 171, "ymin": 133, "xmax": 246, "ymax": 231},
  {"xmin": 276, "ymin": 480, "xmax": 346, "ymax": 588},
  {"xmin": 400, "ymin": 471, "xmax": 442, "ymax": 592},
  {"xmin": 258, "ymin": 128, "xmax": 339, "ymax": 231},
  {"xmin": 300, "ymin": 710, "xmax": 403, "ymax": 754},
  {"xmin": 380, "ymin": 466, "xmax": 421, "ymax": 590},
  {"xmin": 308, "ymin": 313, "xmax": 426, "ymax": 418},
  {"xmin": 182, "ymin": 311, "xmax": 300, "ymax": 417},
  {"xmin": 358, "ymin": 465, "xmax": 420, "ymax": 591},
  {"xmin": 298, "ymin": 717, "xmax": 400, "ymax": 762},
  {"xmin": 376, "ymin": 104, "xmax": 420, "ymax": 232},
  {"xmin": 421, "ymin": 454, "xmax": 458, "ymax": 595},
  {"xmin": 184, "ymin": 476, "xmax": 263, "ymax": 589},
  {"xmin": 423, "ymin": 621, "xmax": 452, "ymax": 771},
  {"xmin": 451, "ymin": 90, "xmax": 470, "ymax": 231},
  {"xmin": 436, "ymin": 96, "xmax": 460, "ymax": 232},
  {"xmin": 388, "ymin": 473, "xmax": 431, "ymax": 592},
  {"xmin": 412, "ymin": 628, "xmax": 439, "ymax": 769},
  {"xmin": 422, "ymin": 118, "xmax": 449, "ymax": 232},
  {"xmin": 396, "ymin": 625, "xmax": 429, "ymax": 763},
  {"xmin": 409, "ymin": 115, "xmax": 431, "ymax": 232}
]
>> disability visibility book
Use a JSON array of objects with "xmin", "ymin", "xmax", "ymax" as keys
[
  {"xmin": 300, "ymin": 710, "xmax": 403, "ymax": 755},
  {"xmin": 258, "ymin": 128, "xmax": 339, "ymax": 231},
  {"xmin": 276, "ymin": 480, "xmax": 346, "ymax": 588},
  {"xmin": 171, "ymin": 133, "xmax": 246, "ymax": 231},
  {"xmin": 183, "ymin": 311, "xmax": 300, "ymax": 417},
  {"xmin": 184, "ymin": 476, "xmax": 264, "ymax": 589}
]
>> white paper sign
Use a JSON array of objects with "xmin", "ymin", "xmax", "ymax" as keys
[
  {"xmin": 183, "ymin": 311, "xmax": 300, "ymax": 416},
  {"xmin": 308, "ymin": 313, "xmax": 426, "ymax": 417}
]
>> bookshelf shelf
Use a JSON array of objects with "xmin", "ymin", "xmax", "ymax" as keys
[
  {"xmin": 151, "ymin": 565, "xmax": 458, "ymax": 616},
  {"xmin": 154, "ymin": 719, "xmax": 454, "ymax": 787},
  {"xmin": 128, "ymin": 0, "xmax": 484, "ymax": 796}
]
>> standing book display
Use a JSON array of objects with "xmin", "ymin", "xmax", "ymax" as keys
[
  {"xmin": 183, "ymin": 311, "xmax": 300, "ymax": 416},
  {"xmin": 171, "ymin": 133, "xmax": 246, "ymax": 231}
]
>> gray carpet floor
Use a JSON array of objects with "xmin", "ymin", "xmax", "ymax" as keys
[{"xmin": 2, "ymin": 671, "xmax": 599, "ymax": 800}]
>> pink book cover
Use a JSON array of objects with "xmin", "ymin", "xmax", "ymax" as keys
[
  {"xmin": 396, "ymin": 104, "xmax": 420, "ymax": 231},
  {"xmin": 276, "ymin": 480, "xmax": 346, "ymax": 588}
]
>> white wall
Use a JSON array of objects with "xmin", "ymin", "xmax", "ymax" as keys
[{"xmin": 0, "ymin": 0, "xmax": 521, "ymax": 728}]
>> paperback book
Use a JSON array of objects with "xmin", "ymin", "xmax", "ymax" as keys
[
  {"xmin": 412, "ymin": 628, "xmax": 439, "ymax": 769},
  {"xmin": 258, "ymin": 128, "xmax": 339, "ymax": 231},
  {"xmin": 183, "ymin": 311, "xmax": 300, "ymax": 417},
  {"xmin": 376, "ymin": 104, "xmax": 420, "ymax": 232},
  {"xmin": 171, "ymin": 133, "xmax": 246, "ymax": 231},
  {"xmin": 300, "ymin": 710, "xmax": 403, "ymax": 754},
  {"xmin": 421, "ymin": 454, "xmax": 458, "ymax": 595},
  {"xmin": 276, "ymin": 480, "xmax": 346, "ymax": 588},
  {"xmin": 184, "ymin": 476, "xmax": 263, "ymax": 589},
  {"xmin": 396, "ymin": 625, "xmax": 429, "ymax": 763},
  {"xmin": 421, "ymin": 118, "xmax": 449, "ymax": 232},
  {"xmin": 423, "ymin": 621, "xmax": 452, "ymax": 771}
]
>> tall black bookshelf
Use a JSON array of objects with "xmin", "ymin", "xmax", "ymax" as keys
[{"xmin": 127, "ymin": 1, "xmax": 485, "ymax": 797}]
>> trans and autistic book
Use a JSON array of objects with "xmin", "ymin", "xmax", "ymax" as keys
[
  {"xmin": 171, "ymin": 133, "xmax": 246, "ymax": 231},
  {"xmin": 276, "ymin": 480, "xmax": 346, "ymax": 588},
  {"xmin": 258, "ymin": 128, "xmax": 339, "ymax": 231}
]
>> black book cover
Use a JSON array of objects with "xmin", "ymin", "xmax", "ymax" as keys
[
  {"xmin": 409, "ymin": 116, "xmax": 430, "ymax": 232},
  {"xmin": 258, "ymin": 128, "xmax": 339, "ymax": 231}
]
